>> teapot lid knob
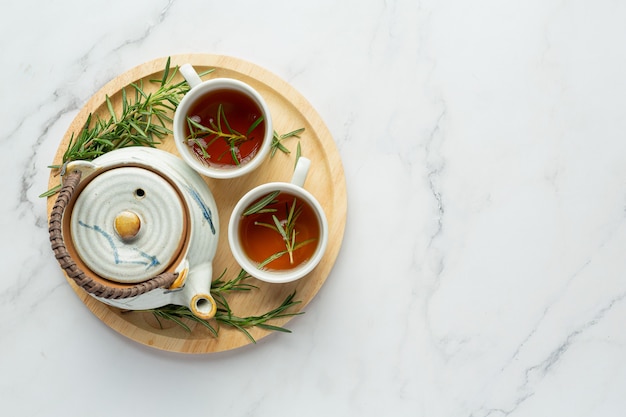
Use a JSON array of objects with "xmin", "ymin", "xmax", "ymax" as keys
[{"xmin": 114, "ymin": 210, "xmax": 141, "ymax": 240}]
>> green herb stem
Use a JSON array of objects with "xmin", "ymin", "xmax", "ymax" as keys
[
  {"xmin": 40, "ymin": 58, "xmax": 214, "ymax": 197},
  {"xmin": 270, "ymin": 127, "xmax": 305, "ymax": 157},
  {"xmin": 185, "ymin": 105, "xmax": 264, "ymax": 166},
  {"xmin": 144, "ymin": 268, "xmax": 303, "ymax": 343},
  {"xmin": 246, "ymin": 196, "xmax": 317, "ymax": 268}
]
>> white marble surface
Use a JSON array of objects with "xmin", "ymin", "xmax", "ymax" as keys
[{"xmin": 2, "ymin": 0, "xmax": 626, "ymax": 415}]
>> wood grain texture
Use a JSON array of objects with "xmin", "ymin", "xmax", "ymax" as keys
[{"xmin": 46, "ymin": 54, "xmax": 347, "ymax": 353}]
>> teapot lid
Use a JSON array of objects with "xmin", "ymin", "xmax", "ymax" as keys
[{"xmin": 69, "ymin": 166, "xmax": 187, "ymax": 284}]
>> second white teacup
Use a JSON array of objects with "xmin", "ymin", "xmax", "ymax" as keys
[
  {"xmin": 173, "ymin": 64, "xmax": 273, "ymax": 179},
  {"xmin": 228, "ymin": 157, "xmax": 329, "ymax": 283}
]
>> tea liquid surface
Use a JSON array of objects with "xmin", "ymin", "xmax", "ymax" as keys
[
  {"xmin": 185, "ymin": 89, "xmax": 265, "ymax": 168},
  {"xmin": 240, "ymin": 192, "xmax": 320, "ymax": 270}
]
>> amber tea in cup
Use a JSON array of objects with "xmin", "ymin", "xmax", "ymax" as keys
[
  {"xmin": 239, "ymin": 190, "xmax": 320, "ymax": 270},
  {"xmin": 184, "ymin": 88, "xmax": 266, "ymax": 168},
  {"xmin": 228, "ymin": 157, "xmax": 329, "ymax": 283}
]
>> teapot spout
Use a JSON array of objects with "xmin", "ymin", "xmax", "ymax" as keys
[{"xmin": 182, "ymin": 263, "xmax": 217, "ymax": 320}]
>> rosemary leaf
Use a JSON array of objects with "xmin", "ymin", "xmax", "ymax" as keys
[
  {"xmin": 187, "ymin": 116, "xmax": 210, "ymax": 132},
  {"xmin": 294, "ymin": 141, "xmax": 301, "ymax": 171},
  {"xmin": 258, "ymin": 250, "xmax": 288, "ymax": 269},
  {"xmin": 242, "ymin": 190, "xmax": 280, "ymax": 216},
  {"xmin": 131, "ymin": 82, "xmax": 148, "ymax": 100},
  {"xmin": 246, "ymin": 115, "xmax": 265, "ymax": 136},
  {"xmin": 216, "ymin": 104, "xmax": 224, "ymax": 132},
  {"xmin": 128, "ymin": 120, "xmax": 148, "ymax": 138},
  {"xmin": 230, "ymin": 146, "xmax": 240, "ymax": 166},
  {"xmin": 215, "ymin": 318, "xmax": 255, "ymax": 344},
  {"xmin": 255, "ymin": 208, "xmax": 279, "ymax": 214},
  {"xmin": 160, "ymin": 56, "xmax": 170, "ymax": 86},
  {"xmin": 272, "ymin": 215, "xmax": 288, "ymax": 241},
  {"xmin": 122, "ymin": 87, "xmax": 128, "ymax": 114},
  {"xmin": 154, "ymin": 310, "xmax": 191, "ymax": 332},
  {"xmin": 105, "ymin": 95, "xmax": 116, "ymax": 123},
  {"xmin": 281, "ymin": 127, "xmax": 305, "ymax": 139},
  {"xmin": 256, "ymin": 324, "xmax": 292, "ymax": 333},
  {"xmin": 197, "ymin": 69, "xmax": 216, "ymax": 78},
  {"xmin": 286, "ymin": 197, "xmax": 297, "ymax": 227},
  {"xmin": 193, "ymin": 317, "xmax": 219, "ymax": 337},
  {"xmin": 38, "ymin": 184, "xmax": 61, "ymax": 198}
]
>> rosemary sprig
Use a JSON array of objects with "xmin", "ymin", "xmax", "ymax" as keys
[
  {"xmin": 210, "ymin": 268, "xmax": 257, "ymax": 316},
  {"xmin": 146, "ymin": 268, "xmax": 303, "ymax": 343},
  {"xmin": 61, "ymin": 58, "xmax": 195, "ymax": 164},
  {"xmin": 40, "ymin": 184, "xmax": 62, "ymax": 198},
  {"xmin": 40, "ymin": 58, "xmax": 214, "ymax": 197},
  {"xmin": 271, "ymin": 127, "xmax": 304, "ymax": 157},
  {"xmin": 185, "ymin": 106, "xmax": 264, "ymax": 166},
  {"xmin": 247, "ymin": 196, "xmax": 317, "ymax": 268},
  {"xmin": 256, "ymin": 197, "xmax": 301, "ymax": 264},
  {"xmin": 216, "ymin": 292, "xmax": 302, "ymax": 343}
]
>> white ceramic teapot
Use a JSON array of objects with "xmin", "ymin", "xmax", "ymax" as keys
[{"xmin": 49, "ymin": 147, "xmax": 219, "ymax": 319}]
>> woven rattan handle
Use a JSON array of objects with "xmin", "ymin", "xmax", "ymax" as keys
[{"xmin": 48, "ymin": 170, "xmax": 179, "ymax": 299}]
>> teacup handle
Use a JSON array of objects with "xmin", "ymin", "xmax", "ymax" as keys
[
  {"xmin": 48, "ymin": 170, "xmax": 179, "ymax": 299},
  {"xmin": 179, "ymin": 64, "xmax": 203, "ymax": 89},
  {"xmin": 291, "ymin": 157, "xmax": 311, "ymax": 188}
]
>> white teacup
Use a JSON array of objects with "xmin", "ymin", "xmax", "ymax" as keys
[
  {"xmin": 228, "ymin": 157, "xmax": 329, "ymax": 283},
  {"xmin": 173, "ymin": 64, "xmax": 273, "ymax": 179}
]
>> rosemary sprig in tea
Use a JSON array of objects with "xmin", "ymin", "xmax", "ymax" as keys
[
  {"xmin": 245, "ymin": 195, "xmax": 317, "ymax": 268},
  {"xmin": 147, "ymin": 268, "xmax": 303, "ymax": 343},
  {"xmin": 185, "ymin": 106, "xmax": 264, "ymax": 165}
]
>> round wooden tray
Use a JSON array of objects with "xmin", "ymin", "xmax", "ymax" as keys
[{"xmin": 46, "ymin": 54, "xmax": 347, "ymax": 353}]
